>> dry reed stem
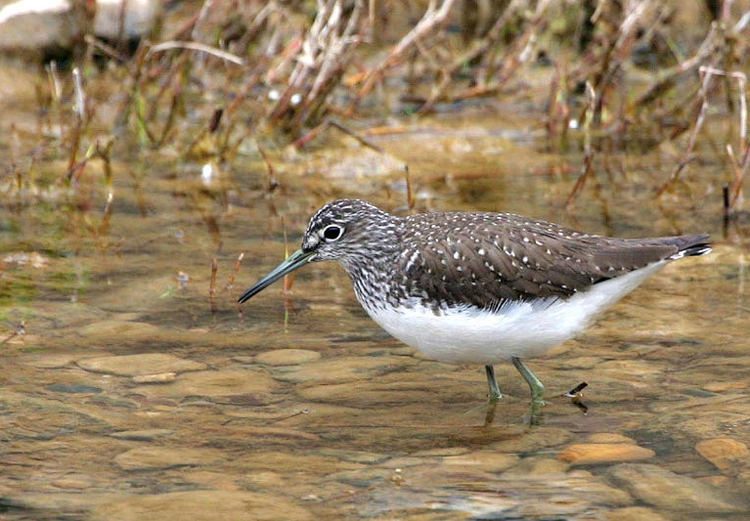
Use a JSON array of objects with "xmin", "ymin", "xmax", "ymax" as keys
[
  {"xmin": 656, "ymin": 66, "xmax": 717, "ymax": 197},
  {"xmin": 281, "ymin": 216, "xmax": 296, "ymax": 295},
  {"xmin": 268, "ymin": 0, "xmax": 364, "ymax": 135},
  {"xmin": 0, "ymin": 322, "xmax": 25, "ymax": 346},
  {"xmin": 292, "ymin": 120, "xmax": 331, "ymax": 148},
  {"xmin": 329, "ymin": 120, "xmax": 384, "ymax": 153},
  {"xmin": 98, "ymin": 191, "xmax": 115, "ymax": 237},
  {"xmin": 84, "ymin": 34, "xmax": 129, "ymax": 62},
  {"xmin": 148, "ymin": 41, "xmax": 245, "ymax": 65},
  {"xmin": 633, "ymin": 22, "xmax": 721, "ymax": 111},
  {"xmin": 209, "ymin": 258, "xmax": 219, "ymax": 314},
  {"xmin": 415, "ymin": 0, "xmax": 550, "ymax": 113},
  {"xmin": 258, "ymin": 146, "xmax": 281, "ymax": 193},
  {"xmin": 226, "ymin": 252, "xmax": 244, "ymax": 297},
  {"xmin": 356, "ymin": 0, "xmax": 456, "ymax": 101},
  {"xmin": 65, "ymin": 67, "xmax": 87, "ymax": 176},
  {"xmin": 723, "ymin": 71, "xmax": 748, "ymax": 210},
  {"xmin": 405, "ymin": 164, "xmax": 415, "ymax": 210},
  {"xmin": 588, "ymin": 0, "xmax": 655, "ymax": 126}
]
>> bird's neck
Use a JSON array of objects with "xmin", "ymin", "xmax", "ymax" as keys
[{"xmin": 339, "ymin": 218, "xmax": 404, "ymax": 311}]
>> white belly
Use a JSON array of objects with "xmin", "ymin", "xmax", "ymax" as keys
[{"xmin": 361, "ymin": 263, "xmax": 666, "ymax": 364}]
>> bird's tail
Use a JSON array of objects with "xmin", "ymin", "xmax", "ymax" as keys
[{"xmin": 665, "ymin": 235, "xmax": 711, "ymax": 260}]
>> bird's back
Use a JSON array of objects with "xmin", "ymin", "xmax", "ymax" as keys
[{"xmin": 393, "ymin": 211, "xmax": 710, "ymax": 314}]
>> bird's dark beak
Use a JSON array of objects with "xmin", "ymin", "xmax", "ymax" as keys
[{"xmin": 238, "ymin": 249, "xmax": 316, "ymax": 304}]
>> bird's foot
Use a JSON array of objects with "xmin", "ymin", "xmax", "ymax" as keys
[{"xmin": 561, "ymin": 381, "xmax": 588, "ymax": 413}]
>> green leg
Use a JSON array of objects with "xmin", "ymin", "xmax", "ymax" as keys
[
  {"xmin": 512, "ymin": 357, "xmax": 546, "ymax": 405},
  {"xmin": 485, "ymin": 365, "xmax": 502, "ymax": 402}
]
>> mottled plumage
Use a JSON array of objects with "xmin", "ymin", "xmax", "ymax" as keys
[{"xmin": 239, "ymin": 199, "xmax": 711, "ymax": 405}]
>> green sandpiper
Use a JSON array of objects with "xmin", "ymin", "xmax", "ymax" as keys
[{"xmin": 239, "ymin": 199, "xmax": 711, "ymax": 407}]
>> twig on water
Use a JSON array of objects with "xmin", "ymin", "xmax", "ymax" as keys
[
  {"xmin": 292, "ymin": 120, "xmax": 331, "ymax": 149},
  {"xmin": 66, "ymin": 67, "xmax": 87, "ymax": 177},
  {"xmin": 209, "ymin": 258, "xmax": 219, "ymax": 314},
  {"xmin": 281, "ymin": 216, "xmax": 296, "ymax": 295},
  {"xmin": 98, "ymin": 191, "xmax": 115, "ymax": 237},
  {"xmin": 329, "ymin": 120, "xmax": 384, "ymax": 153},
  {"xmin": 226, "ymin": 253, "xmax": 244, "ymax": 298},
  {"xmin": 0, "ymin": 322, "xmax": 26, "ymax": 346},
  {"xmin": 405, "ymin": 164, "xmax": 415, "ymax": 210},
  {"xmin": 258, "ymin": 146, "xmax": 280, "ymax": 193}
]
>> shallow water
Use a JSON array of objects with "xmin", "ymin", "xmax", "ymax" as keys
[{"xmin": 1, "ymin": 83, "xmax": 749, "ymax": 520}]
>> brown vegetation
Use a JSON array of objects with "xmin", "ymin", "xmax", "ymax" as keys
[{"xmin": 3, "ymin": 0, "xmax": 750, "ymax": 214}]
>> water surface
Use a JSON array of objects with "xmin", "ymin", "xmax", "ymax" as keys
[{"xmin": 1, "ymin": 84, "xmax": 748, "ymax": 520}]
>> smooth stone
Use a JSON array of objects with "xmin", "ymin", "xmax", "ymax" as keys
[
  {"xmin": 380, "ymin": 456, "xmax": 434, "ymax": 469},
  {"xmin": 224, "ymin": 402, "xmax": 353, "ymax": 421},
  {"xmin": 502, "ymin": 457, "xmax": 569, "ymax": 477},
  {"xmin": 558, "ymin": 356, "xmax": 604, "ymax": 369},
  {"xmin": 488, "ymin": 427, "xmax": 575, "ymax": 453},
  {"xmin": 318, "ymin": 448, "xmax": 390, "ymax": 464},
  {"xmin": 328, "ymin": 467, "xmax": 395, "ymax": 488},
  {"xmin": 596, "ymin": 359, "xmax": 665, "ymax": 380},
  {"xmin": 695, "ymin": 438, "xmax": 750, "ymax": 472},
  {"xmin": 78, "ymin": 320, "xmax": 161, "ymax": 338},
  {"xmin": 235, "ymin": 451, "xmax": 365, "ymax": 474},
  {"xmin": 132, "ymin": 372, "xmax": 176, "ymax": 384},
  {"xmin": 23, "ymin": 354, "xmax": 76, "ymax": 368},
  {"xmin": 702, "ymin": 381, "xmax": 748, "ymax": 392},
  {"xmin": 77, "ymin": 353, "xmax": 206, "ymax": 376},
  {"xmin": 113, "ymin": 447, "xmax": 223, "ymax": 471},
  {"xmin": 412, "ymin": 447, "xmax": 469, "ymax": 457},
  {"xmin": 109, "ymin": 429, "xmax": 173, "ymax": 441},
  {"xmin": 236, "ymin": 470, "xmax": 288, "ymax": 488},
  {"xmin": 94, "ymin": 0, "xmax": 159, "ymax": 40},
  {"xmin": 270, "ymin": 356, "xmax": 414, "ymax": 384},
  {"xmin": 217, "ymin": 426, "xmax": 319, "ymax": 442},
  {"xmin": 296, "ymin": 379, "xmax": 439, "ymax": 407},
  {"xmin": 51, "ymin": 477, "xmax": 93, "ymax": 490},
  {"xmin": 2, "ymin": 251, "xmax": 48, "ymax": 267},
  {"xmin": 441, "ymin": 452, "xmax": 519, "ymax": 472},
  {"xmin": 255, "ymin": 349, "xmax": 321, "ymax": 366},
  {"xmin": 608, "ymin": 463, "xmax": 748, "ymax": 513},
  {"xmin": 586, "ymin": 433, "xmax": 635, "ymax": 444},
  {"xmin": 559, "ymin": 443, "xmax": 655, "ymax": 465},
  {"xmin": 605, "ymin": 506, "xmax": 670, "ymax": 521},
  {"xmin": 133, "ymin": 369, "xmax": 278, "ymax": 398},
  {"xmin": 0, "ymin": 493, "xmax": 125, "ymax": 515},
  {"xmin": 700, "ymin": 475, "xmax": 730, "ymax": 487},
  {"xmin": 182, "ymin": 470, "xmax": 241, "ymax": 491},
  {"xmin": 92, "ymin": 490, "xmax": 312, "ymax": 521},
  {"xmin": 45, "ymin": 384, "xmax": 102, "ymax": 394},
  {"xmin": 0, "ymin": 0, "xmax": 84, "ymax": 52},
  {"xmin": 0, "ymin": 0, "xmax": 157, "ymax": 54}
]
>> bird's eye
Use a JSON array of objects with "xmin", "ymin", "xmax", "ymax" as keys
[{"xmin": 322, "ymin": 225, "xmax": 343, "ymax": 241}]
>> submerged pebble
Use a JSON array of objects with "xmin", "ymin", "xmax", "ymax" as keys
[
  {"xmin": 255, "ymin": 348, "xmax": 322, "ymax": 365},
  {"xmin": 132, "ymin": 372, "xmax": 177, "ymax": 384},
  {"xmin": 77, "ymin": 353, "xmax": 207, "ymax": 376},
  {"xmin": 113, "ymin": 447, "xmax": 223, "ymax": 471},
  {"xmin": 109, "ymin": 429, "xmax": 173, "ymax": 441},
  {"xmin": 559, "ymin": 443, "xmax": 656, "ymax": 466},
  {"xmin": 608, "ymin": 463, "xmax": 748, "ymax": 513},
  {"xmin": 695, "ymin": 438, "xmax": 750, "ymax": 472},
  {"xmin": 92, "ymin": 490, "xmax": 313, "ymax": 521}
]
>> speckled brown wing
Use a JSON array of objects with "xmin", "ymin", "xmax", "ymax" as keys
[{"xmin": 398, "ymin": 211, "xmax": 707, "ymax": 312}]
